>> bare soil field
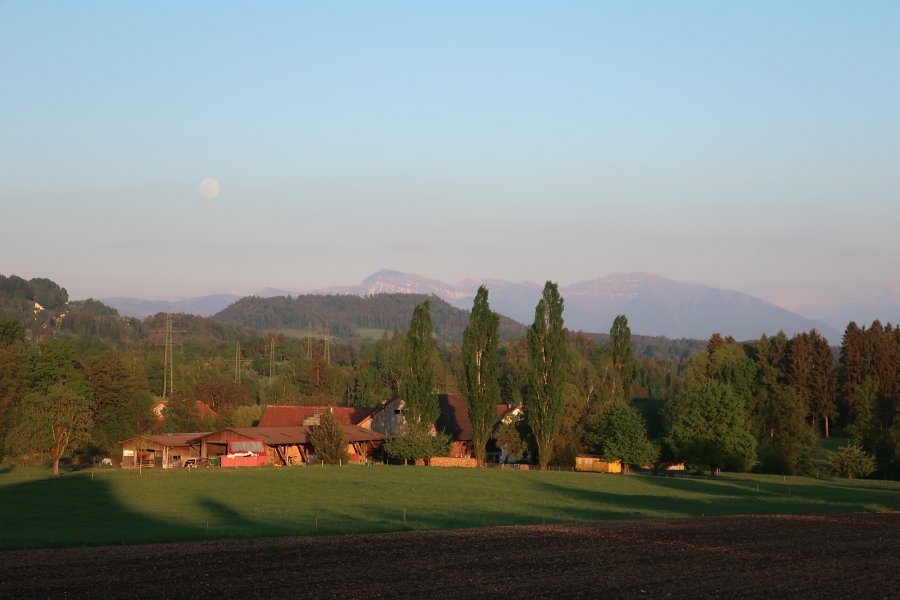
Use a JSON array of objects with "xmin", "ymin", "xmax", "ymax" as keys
[{"xmin": 1, "ymin": 512, "xmax": 897, "ymax": 599}]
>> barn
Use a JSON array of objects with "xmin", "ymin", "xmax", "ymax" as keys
[
  {"xmin": 120, "ymin": 433, "xmax": 208, "ymax": 469},
  {"xmin": 193, "ymin": 425, "xmax": 387, "ymax": 466}
]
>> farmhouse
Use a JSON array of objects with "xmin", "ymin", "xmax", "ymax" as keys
[
  {"xmin": 368, "ymin": 397, "xmax": 406, "ymax": 437},
  {"xmin": 368, "ymin": 394, "xmax": 524, "ymax": 461},
  {"xmin": 434, "ymin": 393, "xmax": 524, "ymax": 459},
  {"xmin": 120, "ymin": 433, "xmax": 208, "ymax": 469}
]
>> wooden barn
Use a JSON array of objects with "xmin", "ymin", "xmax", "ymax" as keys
[
  {"xmin": 194, "ymin": 425, "xmax": 386, "ymax": 466},
  {"xmin": 575, "ymin": 455, "xmax": 623, "ymax": 474},
  {"xmin": 120, "ymin": 433, "xmax": 208, "ymax": 469}
]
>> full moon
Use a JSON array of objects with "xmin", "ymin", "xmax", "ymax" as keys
[{"xmin": 199, "ymin": 178, "xmax": 220, "ymax": 199}]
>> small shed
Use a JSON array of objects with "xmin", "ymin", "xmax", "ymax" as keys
[
  {"xmin": 120, "ymin": 433, "xmax": 208, "ymax": 469},
  {"xmin": 575, "ymin": 455, "xmax": 623, "ymax": 474}
]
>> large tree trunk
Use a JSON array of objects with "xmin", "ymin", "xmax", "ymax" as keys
[
  {"xmin": 53, "ymin": 457, "xmax": 60, "ymax": 477},
  {"xmin": 824, "ymin": 416, "xmax": 830, "ymax": 439}
]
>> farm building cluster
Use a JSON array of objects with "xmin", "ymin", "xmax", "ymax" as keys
[{"xmin": 121, "ymin": 394, "xmax": 526, "ymax": 469}]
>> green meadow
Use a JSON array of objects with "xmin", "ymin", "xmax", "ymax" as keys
[{"xmin": 0, "ymin": 464, "xmax": 897, "ymax": 550}]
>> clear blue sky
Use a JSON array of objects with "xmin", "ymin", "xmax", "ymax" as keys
[{"xmin": 2, "ymin": 1, "xmax": 898, "ymax": 315}]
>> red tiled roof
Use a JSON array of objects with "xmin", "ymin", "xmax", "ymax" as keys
[{"xmin": 258, "ymin": 405, "xmax": 373, "ymax": 427}]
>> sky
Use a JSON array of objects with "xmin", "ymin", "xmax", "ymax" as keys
[{"xmin": 1, "ymin": 1, "xmax": 898, "ymax": 318}]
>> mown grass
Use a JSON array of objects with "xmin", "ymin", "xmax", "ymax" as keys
[{"xmin": 0, "ymin": 464, "xmax": 897, "ymax": 550}]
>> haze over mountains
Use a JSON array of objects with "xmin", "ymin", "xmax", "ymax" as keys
[
  {"xmin": 321, "ymin": 270, "xmax": 840, "ymax": 342},
  {"xmin": 100, "ymin": 269, "xmax": 846, "ymax": 342},
  {"xmin": 98, "ymin": 294, "xmax": 242, "ymax": 319}
]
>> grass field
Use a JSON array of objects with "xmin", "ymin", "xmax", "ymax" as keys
[{"xmin": 0, "ymin": 464, "xmax": 897, "ymax": 550}]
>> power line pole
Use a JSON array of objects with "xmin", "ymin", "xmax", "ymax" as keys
[
  {"xmin": 158, "ymin": 312, "xmax": 185, "ymax": 399},
  {"xmin": 234, "ymin": 341, "xmax": 241, "ymax": 384},
  {"xmin": 269, "ymin": 337, "xmax": 276, "ymax": 382},
  {"xmin": 162, "ymin": 313, "xmax": 174, "ymax": 399}
]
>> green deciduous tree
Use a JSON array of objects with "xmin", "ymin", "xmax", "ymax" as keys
[
  {"xmin": 459, "ymin": 286, "xmax": 501, "ymax": 465},
  {"xmin": 668, "ymin": 380, "xmax": 757, "ymax": 476},
  {"xmin": 583, "ymin": 401, "xmax": 658, "ymax": 469},
  {"xmin": 828, "ymin": 444, "xmax": 876, "ymax": 479},
  {"xmin": 310, "ymin": 409, "xmax": 349, "ymax": 465},
  {"xmin": 7, "ymin": 382, "xmax": 95, "ymax": 476},
  {"xmin": 527, "ymin": 282, "xmax": 566, "ymax": 470},
  {"xmin": 383, "ymin": 428, "xmax": 451, "ymax": 464},
  {"xmin": 494, "ymin": 412, "xmax": 529, "ymax": 463},
  {"xmin": 84, "ymin": 349, "xmax": 154, "ymax": 453},
  {"xmin": 400, "ymin": 300, "xmax": 438, "ymax": 434}
]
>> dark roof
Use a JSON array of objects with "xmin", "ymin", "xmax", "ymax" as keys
[
  {"xmin": 435, "ymin": 394, "xmax": 472, "ymax": 441},
  {"xmin": 258, "ymin": 405, "xmax": 374, "ymax": 427},
  {"xmin": 125, "ymin": 433, "xmax": 211, "ymax": 447},
  {"xmin": 435, "ymin": 395, "xmax": 523, "ymax": 442}
]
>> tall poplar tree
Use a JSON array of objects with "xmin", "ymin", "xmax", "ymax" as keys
[
  {"xmin": 609, "ymin": 314, "xmax": 636, "ymax": 401},
  {"xmin": 400, "ymin": 300, "xmax": 438, "ymax": 434},
  {"xmin": 527, "ymin": 282, "xmax": 566, "ymax": 470},
  {"xmin": 459, "ymin": 286, "xmax": 501, "ymax": 465}
]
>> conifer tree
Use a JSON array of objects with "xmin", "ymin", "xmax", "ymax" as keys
[
  {"xmin": 310, "ymin": 409, "xmax": 348, "ymax": 465},
  {"xmin": 527, "ymin": 282, "xmax": 566, "ymax": 470},
  {"xmin": 400, "ymin": 300, "xmax": 438, "ymax": 434},
  {"xmin": 839, "ymin": 322, "xmax": 867, "ymax": 420},
  {"xmin": 459, "ymin": 286, "xmax": 501, "ymax": 465}
]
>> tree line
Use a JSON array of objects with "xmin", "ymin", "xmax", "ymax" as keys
[
  {"xmin": 389, "ymin": 284, "xmax": 898, "ymax": 479},
  {"xmin": 1, "ymin": 274, "xmax": 898, "ymax": 479}
]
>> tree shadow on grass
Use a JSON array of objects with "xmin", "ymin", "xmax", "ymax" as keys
[
  {"xmin": 0, "ymin": 472, "xmax": 268, "ymax": 550},
  {"xmin": 529, "ymin": 473, "xmax": 900, "ymax": 520}
]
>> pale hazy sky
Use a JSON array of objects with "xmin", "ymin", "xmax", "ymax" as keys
[{"xmin": 2, "ymin": 1, "xmax": 898, "ymax": 315}]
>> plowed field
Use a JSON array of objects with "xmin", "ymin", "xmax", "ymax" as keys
[{"xmin": 2, "ymin": 512, "xmax": 898, "ymax": 599}]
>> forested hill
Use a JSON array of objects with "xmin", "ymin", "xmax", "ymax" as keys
[
  {"xmin": 213, "ymin": 293, "xmax": 528, "ymax": 343},
  {"xmin": 0, "ymin": 274, "xmax": 69, "ymax": 321},
  {"xmin": 0, "ymin": 274, "xmax": 255, "ymax": 344}
]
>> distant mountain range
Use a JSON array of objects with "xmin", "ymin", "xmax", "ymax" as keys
[
  {"xmin": 99, "ymin": 269, "xmax": 891, "ymax": 343},
  {"xmin": 321, "ymin": 269, "xmax": 841, "ymax": 342}
]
